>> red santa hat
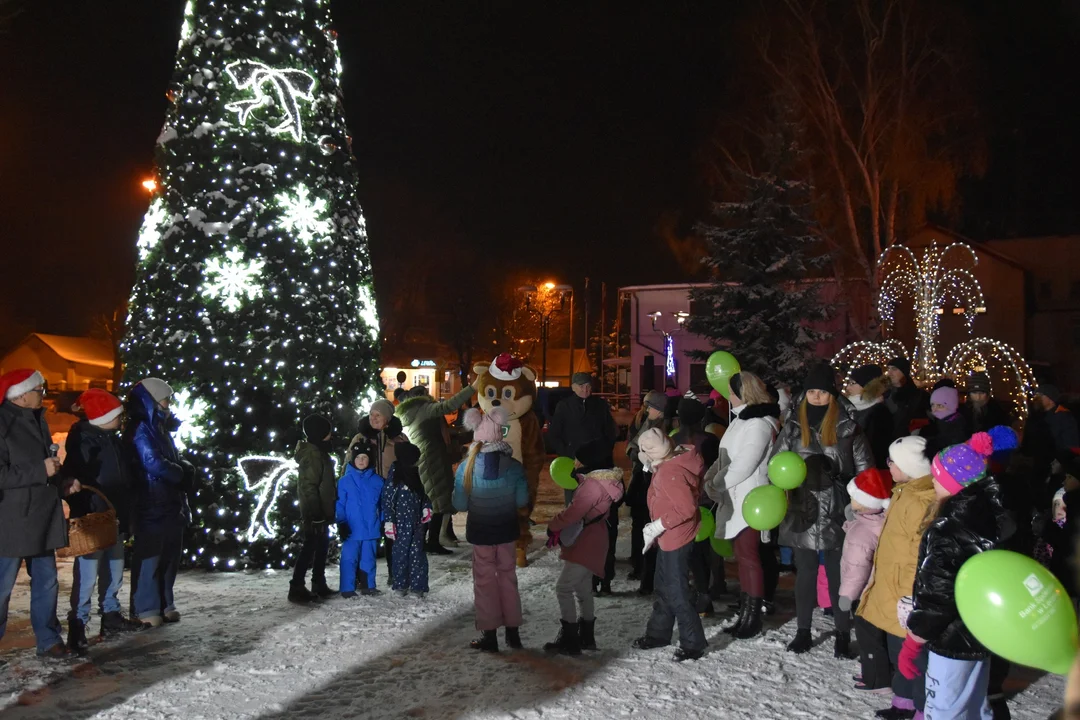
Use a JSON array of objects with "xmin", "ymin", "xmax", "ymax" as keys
[
  {"xmin": 846, "ymin": 468, "xmax": 894, "ymax": 511},
  {"xmin": 487, "ymin": 353, "xmax": 524, "ymax": 382},
  {"xmin": 73, "ymin": 389, "xmax": 124, "ymax": 426},
  {"xmin": 0, "ymin": 368, "xmax": 45, "ymax": 401}
]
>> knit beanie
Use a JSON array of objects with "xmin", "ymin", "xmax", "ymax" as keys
[
  {"xmin": 987, "ymin": 425, "xmax": 1019, "ymax": 472},
  {"xmin": 931, "ymin": 433, "xmax": 994, "ymax": 496},
  {"xmin": 464, "ymin": 406, "xmax": 508, "ymax": 444},
  {"xmin": 967, "ymin": 372, "xmax": 992, "ymax": 395},
  {"xmin": 930, "ymin": 386, "xmax": 960, "ymax": 419},
  {"xmin": 1036, "ymin": 383, "xmax": 1063, "ymax": 405},
  {"xmin": 636, "ymin": 427, "xmax": 673, "ymax": 472},
  {"xmin": 847, "ymin": 468, "xmax": 894, "ymax": 511},
  {"xmin": 73, "ymin": 389, "xmax": 123, "ymax": 426},
  {"xmin": 849, "ymin": 364, "xmax": 884, "ymax": 389},
  {"xmin": 138, "ymin": 377, "xmax": 174, "ymax": 404},
  {"xmin": 803, "ymin": 363, "xmax": 837, "ymax": 396},
  {"xmin": 932, "ymin": 378, "xmax": 957, "ymax": 391},
  {"xmin": 643, "ymin": 390, "xmax": 666, "ymax": 412},
  {"xmin": 302, "ymin": 414, "xmax": 332, "ymax": 441},
  {"xmin": 888, "ymin": 435, "xmax": 933, "ymax": 479},
  {"xmin": 677, "ymin": 397, "xmax": 707, "ymax": 428},
  {"xmin": 370, "ymin": 398, "xmax": 395, "ymax": 421},
  {"xmin": 887, "ymin": 357, "xmax": 912, "ymax": 379},
  {"xmin": 395, "ymin": 441, "xmax": 421, "ymax": 468},
  {"xmin": 348, "ymin": 437, "xmax": 376, "ymax": 468}
]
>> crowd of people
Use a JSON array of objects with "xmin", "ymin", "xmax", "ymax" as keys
[{"xmin": 1, "ymin": 357, "xmax": 1078, "ymax": 719}]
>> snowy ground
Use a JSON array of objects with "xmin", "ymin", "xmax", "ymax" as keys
[{"xmin": 0, "ymin": 478, "xmax": 1067, "ymax": 719}]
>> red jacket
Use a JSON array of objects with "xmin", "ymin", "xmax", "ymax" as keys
[
  {"xmin": 548, "ymin": 469, "xmax": 624, "ymax": 576},
  {"xmin": 647, "ymin": 445, "xmax": 704, "ymax": 551}
]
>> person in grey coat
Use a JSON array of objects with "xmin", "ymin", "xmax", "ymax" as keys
[
  {"xmin": 0, "ymin": 369, "xmax": 80, "ymax": 661},
  {"xmin": 775, "ymin": 364, "xmax": 873, "ymax": 658}
]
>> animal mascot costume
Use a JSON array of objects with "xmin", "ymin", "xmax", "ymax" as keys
[{"xmin": 473, "ymin": 354, "xmax": 545, "ymax": 567}]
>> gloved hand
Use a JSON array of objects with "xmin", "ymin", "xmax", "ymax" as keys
[
  {"xmin": 421, "ymin": 507, "xmax": 433, "ymax": 524},
  {"xmin": 642, "ymin": 519, "xmax": 665, "ymax": 552},
  {"xmin": 545, "ymin": 529, "xmax": 561, "ymax": 549},
  {"xmin": 338, "ymin": 522, "xmax": 352, "ymax": 541},
  {"xmin": 837, "ymin": 596, "xmax": 853, "ymax": 614},
  {"xmin": 383, "ymin": 521, "xmax": 396, "ymax": 541},
  {"xmin": 180, "ymin": 460, "xmax": 196, "ymax": 491},
  {"xmin": 898, "ymin": 634, "xmax": 924, "ymax": 680}
]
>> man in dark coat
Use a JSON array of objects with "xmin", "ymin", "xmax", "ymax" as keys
[
  {"xmin": 885, "ymin": 357, "xmax": 930, "ymax": 439},
  {"xmin": 547, "ymin": 372, "xmax": 617, "ymax": 469},
  {"xmin": 0, "ymin": 369, "xmax": 79, "ymax": 660},
  {"xmin": 960, "ymin": 372, "xmax": 1011, "ymax": 434},
  {"xmin": 1023, "ymin": 383, "xmax": 1080, "ymax": 481}
]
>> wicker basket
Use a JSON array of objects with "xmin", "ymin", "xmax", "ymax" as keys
[{"xmin": 56, "ymin": 486, "xmax": 119, "ymax": 559}]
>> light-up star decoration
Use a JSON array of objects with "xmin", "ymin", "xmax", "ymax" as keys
[
  {"xmin": 171, "ymin": 388, "xmax": 209, "ymax": 452},
  {"xmin": 202, "ymin": 248, "xmax": 265, "ymax": 312},
  {"xmin": 237, "ymin": 455, "xmax": 297, "ymax": 542},
  {"xmin": 224, "ymin": 60, "xmax": 317, "ymax": 142},
  {"xmin": 276, "ymin": 184, "xmax": 333, "ymax": 246}
]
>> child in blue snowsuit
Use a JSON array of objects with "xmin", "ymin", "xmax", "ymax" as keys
[
  {"xmin": 336, "ymin": 438, "xmax": 385, "ymax": 597},
  {"xmin": 381, "ymin": 442, "xmax": 432, "ymax": 596}
]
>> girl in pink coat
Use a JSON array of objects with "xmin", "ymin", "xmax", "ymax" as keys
[{"xmin": 544, "ymin": 467, "xmax": 625, "ymax": 656}]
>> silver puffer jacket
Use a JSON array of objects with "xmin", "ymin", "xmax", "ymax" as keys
[{"xmin": 775, "ymin": 394, "xmax": 873, "ymax": 551}]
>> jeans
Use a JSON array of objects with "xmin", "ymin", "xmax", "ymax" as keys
[
  {"xmin": 132, "ymin": 518, "xmax": 184, "ymax": 619},
  {"xmin": 70, "ymin": 540, "xmax": 125, "ymax": 624},
  {"xmin": 644, "ymin": 543, "xmax": 707, "ymax": 652},
  {"xmin": 793, "ymin": 548, "xmax": 849, "ymax": 633},
  {"xmin": 0, "ymin": 554, "xmax": 63, "ymax": 653},
  {"xmin": 291, "ymin": 523, "xmax": 330, "ymax": 588},
  {"xmin": 557, "ymin": 561, "xmax": 594, "ymax": 622},
  {"xmin": 923, "ymin": 652, "xmax": 992, "ymax": 720}
]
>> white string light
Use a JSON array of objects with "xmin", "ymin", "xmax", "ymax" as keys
[
  {"xmin": 201, "ymin": 248, "xmax": 265, "ymax": 312},
  {"xmin": 276, "ymin": 184, "xmax": 332, "ymax": 246},
  {"xmin": 224, "ymin": 60, "xmax": 317, "ymax": 142},
  {"xmin": 237, "ymin": 455, "xmax": 298, "ymax": 542},
  {"xmin": 136, "ymin": 197, "xmax": 170, "ymax": 263},
  {"xmin": 944, "ymin": 338, "xmax": 1036, "ymax": 423},
  {"xmin": 830, "ymin": 339, "xmax": 909, "ymax": 383},
  {"xmin": 171, "ymin": 388, "xmax": 210, "ymax": 452}
]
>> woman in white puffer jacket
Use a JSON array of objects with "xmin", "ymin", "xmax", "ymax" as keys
[{"xmin": 703, "ymin": 372, "xmax": 781, "ymax": 639}]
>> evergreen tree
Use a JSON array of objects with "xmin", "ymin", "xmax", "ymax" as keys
[
  {"xmin": 122, "ymin": 0, "xmax": 381, "ymax": 570},
  {"xmin": 688, "ymin": 118, "xmax": 830, "ymax": 388}
]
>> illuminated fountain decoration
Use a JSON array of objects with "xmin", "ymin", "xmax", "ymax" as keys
[
  {"xmin": 944, "ymin": 339, "xmax": 1037, "ymax": 423},
  {"xmin": 878, "ymin": 241, "xmax": 986, "ymax": 384},
  {"xmin": 830, "ymin": 339, "xmax": 910, "ymax": 383}
]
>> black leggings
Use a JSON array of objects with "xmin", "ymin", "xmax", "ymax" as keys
[{"xmin": 793, "ymin": 548, "xmax": 849, "ymax": 633}]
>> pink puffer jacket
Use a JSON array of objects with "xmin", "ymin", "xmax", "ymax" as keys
[
  {"xmin": 548, "ymin": 469, "xmax": 624, "ymax": 576},
  {"xmin": 647, "ymin": 446, "xmax": 705, "ymax": 551},
  {"xmin": 839, "ymin": 510, "xmax": 887, "ymax": 601}
]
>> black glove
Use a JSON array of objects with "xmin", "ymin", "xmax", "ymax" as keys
[
  {"xmin": 339, "ymin": 522, "xmax": 352, "ymax": 541},
  {"xmin": 179, "ymin": 460, "xmax": 196, "ymax": 492}
]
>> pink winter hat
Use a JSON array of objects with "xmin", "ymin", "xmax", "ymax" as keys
[
  {"xmin": 930, "ymin": 386, "xmax": 960, "ymax": 419},
  {"xmin": 464, "ymin": 406, "xmax": 508, "ymax": 444},
  {"xmin": 931, "ymin": 432, "xmax": 994, "ymax": 496}
]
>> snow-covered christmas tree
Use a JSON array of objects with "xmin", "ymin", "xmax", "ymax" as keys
[
  {"xmin": 122, "ymin": 0, "xmax": 381, "ymax": 569},
  {"xmin": 688, "ymin": 114, "xmax": 830, "ymax": 388}
]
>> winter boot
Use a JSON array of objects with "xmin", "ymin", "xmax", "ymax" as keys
[
  {"xmin": 288, "ymin": 582, "xmax": 317, "ymax": 604},
  {"xmin": 100, "ymin": 611, "xmax": 142, "ymax": 635},
  {"xmin": 360, "ymin": 587, "xmax": 382, "ymax": 596},
  {"xmin": 873, "ymin": 707, "xmax": 916, "ymax": 720},
  {"xmin": 341, "ymin": 591, "xmax": 358, "ymax": 599},
  {"xmin": 672, "ymin": 646, "xmax": 705, "ymax": 662},
  {"xmin": 631, "ymin": 635, "xmax": 669, "ymax": 650},
  {"xmin": 39, "ymin": 643, "xmax": 73, "ymax": 661},
  {"xmin": 439, "ymin": 514, "xmax": 459, "ymax": 547},
  {"xmin": 163, "ymin": 610, "xmax": 181, "ymax": 623},
  {"xmin": 724, "ymin": 593, "xmax": 747, "ymax": 635},
  {"xmin": 786, "ymin": 628, "xmax": 813, "ymax": 654},
  {"xmin": 470, "ymin": 629, "xmax": 499, "ymax": 653},
  {"xmin": 834, "ymin": 630, "xmax": 854, "ymax": 658},
  {"xmin": 67, "ymin": 618, "xmax": 89, "ymax": 655},
  {"xmin": 140, "ymin": 615, "xmax": 164, "ymax": 629},
  {"xmin": 593, "ymin": 580, "xmax": 612, "ymax": 597},
  {"xmin": 312, "ymin": 580, "xmax": 338, "ymax": 599},
  {"xmin": 505, "ymin": 627, "xmax": 523, "ymax": 650},
  {"xmin": 734, "ymin": 596, "xmax": 764, "ymax": 639},
  {"xmin": 543, "ymin": 620, "xmax": 582, "ymax": 656},
  {"xmin": 425, "ymin": 514, "xmax": 453, "ymax": 555},
  {"xmin": 578, "ymin": 618, "xmax": 597, "ymax": 651},
  {"xmin": 516, "ymin": 546, "xmax": 528, "ymax": 568}
]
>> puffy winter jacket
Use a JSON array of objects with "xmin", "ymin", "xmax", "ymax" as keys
[
  {"xmin": 548, "ymin": 469, "xmax": 624, "ymax": 576},
  {"xmin": 396, "ymin": 386, "xmax": 476, "ymax": 514},
  {"xmin": 383, "ymin": 466, "xmax": 432, "ymax": 545},
  {"xmin": 125, "ymin": 383, "xmax": 188, "ymax": 527},
  {"xmin": 0, "ymin": 401, "xmax": 67, "ymax": 557},
  {"xmin": 453, "ymin": 442, "xmax": 528, "ymax": 546},
  {"xmin": 64, "ymin": 420, "xmax": 136, "ymax": 534},
  {"xmin": 547, "ymin": 394, "xmax": 618, "ymax": 461},
  {"xmin": 838, "ymin": 510, "xmax": 886, "ymax": 602},
  {"xmin": 647, "ymin": 445, "xmax": 705, "ymax": 551},
  {"xmin": 907, "ymin": 476, "xmax": 1013, "ymax": 660},
  {"xmin": 294, "ymin": 440, "xmax": 337, "ymax": 531},
  {"xmin": 335, "ymin": 464, "xmax": 385, "ymax": 540},
  {"xmin": 885, "ymin": 381, "xmax": 930, "ymax": 438},
  {"xmin": 704, "ymin": 403, "xmax": 780, "ymax": 541},
  {"xmin": 920, "ymin": 412, "xmax": 972, "ymax": 458},
  {"xmin": 776, "ymin": 394, "xmax": 873, "ymax": 551}
]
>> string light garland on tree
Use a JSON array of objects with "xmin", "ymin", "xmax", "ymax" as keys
[
  {"xmin": 877, "ymin": 241, "xmax": 986, "ymax": 384},
  {"xmin": 121, "ymin": 0, "xmax": 381, "ymax": 570}
]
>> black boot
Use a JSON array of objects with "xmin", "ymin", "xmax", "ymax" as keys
[
  {"xmin": 505, "ymin": 627, "xmax": 523, "ymax": 650},
  {"xmin": 631, "ymin": 635, "xmax": 669, "ymax": 650},
  {"xmin": 593, "ymin": 580, "xmax": 612, "ymax": 597},
  {"xmin": 734, "ymin": 596, "xmax": 763, "ymax": 639},
  {"xmin": 288, "ymin": 582, "xmax": 317, "ymax": 603},
  {"xmin": 724, "ymin": 593, "xmax": 747, "ymax": 634},
  {"xmin": 834, "ymin": 630, "xmax": 854, "ymax": 659},
  {"xmin": 873, "ymin": 708, "xmax": 916, "ymax": 720},
  {"xmin": 673, "ymin": 646, "xmax": 705, "ymax": 662},
  {"xmin": 543, "ymin": 620, "xmax": 582, "ymax": 656},
  {"xmin": 100, "ymin": 611, "xmax": 142, "ymax": 635},
  {"xmin": 312, "ymin": 580, "xmax": 338, "ymax": 599},
  {"xmin": 786, "ymin": 628, "xmax": 813, "ymax": 654},
  {"xmin": 67, "ymin": 618, "xmax": 89, "ymax": 655},
  {"xmin": 426, "ymin": 514, "xmax": 453, "ymax": 555},
  {"xmin": 578, "ymin": 618, "xmax": 597, "ymax": 651},
  {"xmin": 470, "ymin": 629, "xmax": 499, "ymax": 652}
]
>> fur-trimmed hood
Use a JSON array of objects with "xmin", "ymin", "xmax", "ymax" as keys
[
  {"xmin": 582, "ymin": 467, "xmax": 625, "ymax": 502},
  {"xmin": 357, "ymin": 413, "xmax": 403, "ymax": 441}
]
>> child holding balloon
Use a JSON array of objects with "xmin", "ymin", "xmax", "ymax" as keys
[{"xmin": 902, "ymin": 434, "xmax": 1010, "ymax": 719}]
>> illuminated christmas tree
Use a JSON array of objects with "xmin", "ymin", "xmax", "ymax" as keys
[{"xmin": 122, "ymin": 0, "xmax": 381, "ymax": 569}]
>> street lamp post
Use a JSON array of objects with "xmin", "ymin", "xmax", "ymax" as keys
[{"xmin": 519, "ymin": 283, "xmax": 573, "ymax": 386}]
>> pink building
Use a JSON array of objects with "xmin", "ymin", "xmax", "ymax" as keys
[{"xmin": 619, "ymin": 282, "xmax": 849, "ymax": 408}]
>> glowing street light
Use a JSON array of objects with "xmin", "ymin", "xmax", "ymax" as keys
[{"xmin": 142, "ymin": 178, "xmax": 158, "ymax": 193}]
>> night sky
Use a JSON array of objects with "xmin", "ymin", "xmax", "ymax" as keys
[{"xmin": 1, "ymin": 0, "xmax": 1078, "ymax": 348}]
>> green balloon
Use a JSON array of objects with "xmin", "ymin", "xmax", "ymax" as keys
[
  {"xmin": 669, "ymin": 427, "xmax": 680, "ymax": 438},
  {"xmin": 956, "ymin": 550, "xmax": 1078, "ymax": 675},
  {"xmin": 705, "ymin": 351, "xmax": 741, "ymax": 399},
  {"xmin": 696, "ymin": 507, "xmax": 716, "ymax": 542},
  {"xmin": 741, "ymin": 484, "xmax": 788, "ymax": 531},
  {"xmin": 768, "ymin": 451, "xmax": 808, "ymax": 490},
  {"xmin": 710, "ymin": 536, "xmax": 734, "ymax": 558},
  {"xmin": 549, "ymin": 456, "xmax": 579, "ymax": 490}
]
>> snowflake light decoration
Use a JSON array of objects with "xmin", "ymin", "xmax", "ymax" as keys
[
  {"xmin": 276, "ymin": 184, "xmax": 332, "ymax": 246},
  {"xmin": 171, "ymin": 388, "xmax": 209, "ymax": 452},
  {"xmin": 137, "ymin": 197, "xmax": 171, "ymax": 263},
  {"xmin": 202, "ymin": 248, "xmax": 265, "ymax": 312}
]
